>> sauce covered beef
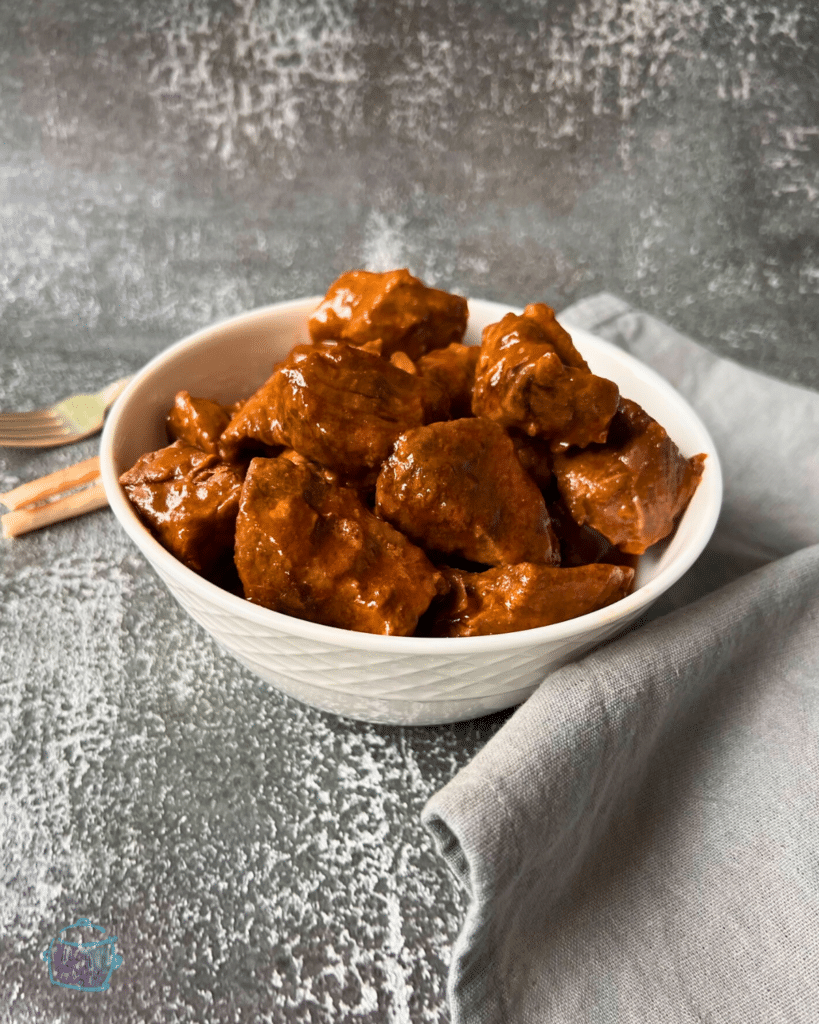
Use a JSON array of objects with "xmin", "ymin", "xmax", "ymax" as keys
[
  {"xmin": 120, "ymin": 440, "xmax": 244, "ymax": 578},
  {"xmin": 415, "ymin": 343, "xmax": 479, "ymax": 419},
  {"xmin": 166, "ymin": 391, "xmax": 234, "ymax": 454},
  {"xmin": 425, "ymin": 562, "xmax": 635, "ymax": 637},
  {"xmin": 218, "ymin": 340, "xmax": 448, "ymax": 478},
  {"xmin": 375, "ymin": 417, "xmax": 559, "ymax": 567},
  {"xmin": 235, "ymin": 455, "xmax": 443, "ymax": 635},
  {"xmin": 553, "ymin": 398, "xmax": 706, "ymax": 555},
  {"xmin": 120, "ymin": 269, "xmax": 706, "ymax": 636},
  {"xmin": 308, "ymin": 268, "xmax": 468, "ymax": 360},
  {"xmin": 472, "ymin": 303, "xmax": 620, "ymax": 451}
]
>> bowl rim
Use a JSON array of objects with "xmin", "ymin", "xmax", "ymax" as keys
[{"xmin": 100, "ymin": 295, "xmax": 723, "ymax": 653}]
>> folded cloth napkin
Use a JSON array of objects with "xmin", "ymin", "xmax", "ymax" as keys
[{"xmin": 422, "ymin": 293, "xmax": 819, "ymax": 1024}]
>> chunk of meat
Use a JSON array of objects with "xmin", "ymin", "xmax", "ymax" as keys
[
  {"xmin": 308, "ymin": 268, "xmax": 468, "ymax": 360},
  {"xmin": 553, "ymin": 398, "xmax": 706, "ymax": 555},
  {"xmin": 389, "ymin": 351, "xmax": 417, "ymax": 374},
  {"xmin": 119, "ymin": 440, "xmax": 244, "ymax": 576},
  {"xmin": 547, "ymin": 497, "xmax": 637, "ymax": 568},
  {"xmin": 234, "ymin": 456, "xmax": 443, "ymax": 635},
  {"xmin": 426, "ymin": 562, "xmax": 635, "ymax": 637},
  {"xmin": 277, "ymin": 448, "xmax": 340, "ymax": 485},
  {"xmin": 520, "ymin": 302, "xmax": 591, "ymax": 369},
  {"xmin": 507, "ymin": 429, "xmax": 553, "ymax": 490},
  {"xmin": 166, "ymin": 390, "xmax": 232, "ymax": 454},
  {"xmin": 218, "ymin": 341, "xmax": 448, "ymax": 476},
  {"xmin": 416, "ymin": 342, "xmax": 479, "ymax": 419},
  {"xmin": 375, "ymin": 417, "xmax": 559, "ymax": 567},
  {"xmin": 472, "ymin": 303, "xmax": 619, "ymax": 451}
]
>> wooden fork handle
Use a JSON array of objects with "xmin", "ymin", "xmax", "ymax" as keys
[
  {"xmin": 2, "ymin": 484, "xmax": 108, "ymax": 538},
  {"xmin": 0, "ymin": 455, "xmax": 102, "ymax": 510},
  {"xmin": 0, "ymin": 455, "xmax": 109, "ymax": 538}
]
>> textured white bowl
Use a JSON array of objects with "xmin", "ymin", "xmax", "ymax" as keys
[{"xmin": 100, "ymin": 296, "xmax": 722, "ymax": 725}]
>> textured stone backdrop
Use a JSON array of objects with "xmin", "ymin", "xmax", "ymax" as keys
[{"xmin": 1, "ymin": 2, "xmax": 817, "ymax": 1022}]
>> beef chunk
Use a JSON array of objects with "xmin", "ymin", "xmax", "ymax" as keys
[
  {"xmin": 472, "ymin": 303, "xmax": 619, "ymax": 451},
  {"xmin": 119, "ymin": 440, "xmax": 244, "ymax": 576},
  {"xmin": 416, "ymin": 342, "xmax": 479, "ymax": 419},
  {"xmin": 547, "ymin": 497, "xmax": 636, "ymax": 569},
  {"xmin": 426, "ymin": 562, "xmax": 635, "ymax": 637},
  {"xmin": 218, "ymin": 341, "xmax": 448, "ymax": 476},
  {"xmin": 234, "ymin": 456, "xmax": 443, "ymax": 635},
  {"xmin": 507, "ymin": 429, "xmax": 553, "ymax": 490},
  {"xmin": 553, "ymin": 398, "xmax": 706, "ymax": 555},
  {"xmin": 166, "ymin": 390, "xmax": 232, "ymax": 454},
  {"xmin": 375, "ymin": 417, "xmax": 559, "ymax": 567},
  {"xmin": 308, "ymin": 268, "xmax": 468, "ymax": 360}
]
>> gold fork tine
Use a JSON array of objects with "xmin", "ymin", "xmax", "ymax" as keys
[
  {"xmin": 0, "ymin": 419, "xmax": 66, "ymax": 434},
  {"xmin": 0, "ymin": 411, "xmax": 61, "ymax": 424},
  {"xmin": 0, "ymin": 429, "xmax": 76, "ymax": 447},
  {"xmin": 0, "ymin": 376, "xmax": 133, "ymax": 448}
]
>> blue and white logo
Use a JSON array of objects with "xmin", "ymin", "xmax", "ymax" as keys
[{"xmin": 42, "ymin": 918, "xmax": 123, "ymax": 992}]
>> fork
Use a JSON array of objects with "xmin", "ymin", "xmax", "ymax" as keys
[{"xmin": 0, "ymin": 376, "xmax": 133, "ymax": 448}]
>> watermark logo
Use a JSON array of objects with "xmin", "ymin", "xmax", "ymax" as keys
[{"xmin": 41, "ymin": 918, "xmax": 124, "ymax": 992}]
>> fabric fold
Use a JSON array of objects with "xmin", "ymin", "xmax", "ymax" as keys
[{"xmin": 423, "ymin": 295, "xmax": 819, "ymax": 1024}]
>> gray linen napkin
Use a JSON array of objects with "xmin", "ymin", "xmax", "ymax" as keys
[{"xmin": 422, "ymin": 293, "xmax": 819, "ymax": 1024}]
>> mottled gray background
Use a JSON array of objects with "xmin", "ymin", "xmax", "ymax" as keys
[{"xmin": 1, "ymin": 1, "xmax": 817, "ymax": 1022}]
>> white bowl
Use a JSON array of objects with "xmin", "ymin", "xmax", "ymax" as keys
[{"xmin": 100, "ymin": 296, "xmax": 722, "ymax": 725}]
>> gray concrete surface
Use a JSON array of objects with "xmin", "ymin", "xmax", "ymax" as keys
[{"xmin": 1, "ymin": 1, "xmax": 817, "ymax": 1021}]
